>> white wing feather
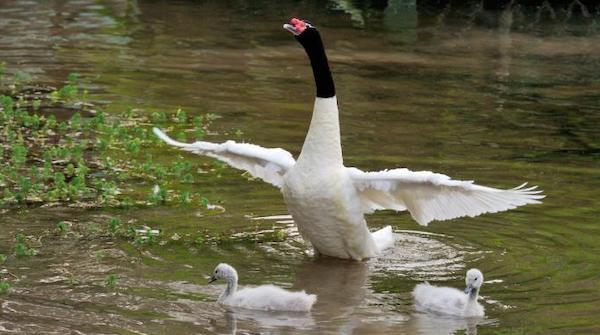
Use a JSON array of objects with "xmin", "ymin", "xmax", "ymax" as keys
[
  {"xmin": 347, "ymin": 167, "xmax": 544, "ymax": 225},
  {"xmin": 153, "ymin": 128, "xmax": 295, "ymax": 188}
]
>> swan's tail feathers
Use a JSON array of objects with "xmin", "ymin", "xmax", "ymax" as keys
[
  {"xmin": 287, "ymin": 291, "xmax": 317, "ymax": 312},
  {"xmin": 412, "ymin": 282, "xmax": 429, "ymax": 299},
  {"xmin": 153, "ymin": 127, "xmax": 190, "ymax": 147},
  {"xmin": 372, "ymin": 225, "xmax": 395, "ymax": 253},
  {"xmin": 305, "ymin": 293, "xmax": 317, "ymax": 311}
]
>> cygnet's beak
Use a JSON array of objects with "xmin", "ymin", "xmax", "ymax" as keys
[
  {"xmin": 208, "ymin": 275, "xmax": 217, "ymax": 284},
  {"xmin": 464, "ymin": 284, "xmax": 474, "ymax": 295}
]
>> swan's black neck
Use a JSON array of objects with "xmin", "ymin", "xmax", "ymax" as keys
[{"xmin": 296, "ymin": 27, "xmax": 335, "ymax": 98}]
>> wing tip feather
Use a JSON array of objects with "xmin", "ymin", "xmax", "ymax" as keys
[{"xmin": 152, "ymin": 127, "xmax": 189, "ymax": 147}]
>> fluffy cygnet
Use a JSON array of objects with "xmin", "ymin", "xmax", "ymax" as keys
[
  {"xmin": 412, "ymin": 269, "xmax": 485, "ymax": 317},
  {"xmin": 209, "ymin": 263, "xmax": 317, "ymax": 312}
]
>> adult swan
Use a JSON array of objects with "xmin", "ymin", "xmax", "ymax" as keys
[{"xmin": 153, "ymin": 18, "xmax": 544, "ymax": 260}]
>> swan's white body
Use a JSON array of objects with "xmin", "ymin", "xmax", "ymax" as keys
[
  {"xmin": 281, "ymin": 97, "xmax": 385, "ymax": 259},
  {"xmin": 413, "ymin": 269, "xmax": 485, "ymax": 317},
  {"xmin": 153, "ymin": 19, "xmax": 544, "ymax": 260},
  {"xmin": 413, "ymin": 283, "xmax": 484, "ymax": 317},
  {"xmin": 210, "ymin": 263, "xmax": 316, "ymax": 312},
  {"xmin": 222, "ymin": 284, "xmax": 316, "ymax": 312}
]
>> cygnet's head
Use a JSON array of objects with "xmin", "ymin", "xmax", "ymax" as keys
[
  {"xmin": 209, "ymin": 263, "xmax": 238, "ymax": 284},
  {"xmin": 464, "ymin": 268, "xmax": 484, "ymax": 295}
]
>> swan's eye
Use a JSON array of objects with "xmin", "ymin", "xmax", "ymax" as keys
[{"xmin": 215, "ymin": 270, "xmax": 218, "ymax": 274}]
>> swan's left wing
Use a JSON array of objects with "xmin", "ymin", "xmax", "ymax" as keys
[
  {"xmin": 153, "ymin": 128, "xmax": 295, "ymax": 188},
  {"xmin": 347, "ymin": 167, "xmax": 544, "ymax": 226}
]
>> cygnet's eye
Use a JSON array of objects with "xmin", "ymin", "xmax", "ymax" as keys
[
  {"xmin": 215, "ymin": 270, "xmax": 218, "ymax": 274},
  {"xmin": 474, "ymin": 278, "xmax": 477, "ymax": 281}
]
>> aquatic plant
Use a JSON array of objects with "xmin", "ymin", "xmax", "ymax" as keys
[
  {"xmin": 148, "ymin": 185, "xmax": 167, "ymax": 205},
  {"xmin": 14, "ymin": 233, "xmax": 37, "ymax": 257},
  {"xmin": 179, "ymin": 190, "xmax": 192, "ymax": 204},
  {"xmin": 51, "ymin": 73, "xmax": 78, "ymax": 100},
  {"xmin": 104, "ymin": 274, "xmax": 117, "ymax": 288},
  {"xmin": 107, "ymin": 218, "xmax": 122, "ymax": 233},
  {"xmin": 133, "ymin": 226, "xmax": 160, "ymax": 245},
  {"xmin": 194, "ymin": 235, "xmax": 205, "ymax": 246},
  {"xmin": 94, "ymin": 250, "xmax": 105, "ymax": 262},
  {"xmin": 0, "ymin": 68, "xmax": 223, "ymax": 210},
  {"xmin": 274, "ymin": 229, "xmax": 286, "ymax": 241},
  {"xmin": 56, "ymin": 221, "xmax": 68, "ymax": 234},
  {"xmin": 0, "ymin": 281, "xmax": 9, "ymax": 295}
]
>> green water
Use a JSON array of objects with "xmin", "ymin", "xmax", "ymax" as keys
[{"xmin": 1, "ymin": 1, "xmax": 599, "ymax": 334}]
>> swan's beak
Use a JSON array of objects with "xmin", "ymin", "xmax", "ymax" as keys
[
  {"xmin": 283, "ymin": 18, "xmax": 309, "ymax": 36},
  {"xmin": 283, "ymin": 23, "xmax": 299, "ymax": 35},
  {"xmin": 208, "ymin": 275, "xmax": 217, "ymax": 284},
  {"xmin": 464, "ymin": 284, "xmax": 474, "ymax": 295}
]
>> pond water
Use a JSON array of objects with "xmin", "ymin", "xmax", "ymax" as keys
[{"xmin": 1, "ymin": 0, "xmax": 599, "ymax": 334}]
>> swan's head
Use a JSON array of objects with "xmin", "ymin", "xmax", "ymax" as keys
[
  {"xmin": 283, "ymin": 17, "xmax": 335, "ymax": 98},
  {"xmin": 283, "ymin": 17, "xmax": 314, "ymax": 36},
  {"xmin": 209, "ymin": 263, "xmax": 238, "ymax": 284},
  {"xmin": 464, "ymin": 268, "xmax": 484, "ymax": 295}
]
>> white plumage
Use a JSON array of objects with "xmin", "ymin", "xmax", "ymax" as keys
[
  {"xmin": 152, "ymin": 18, "xmax": 544, "ymax": 260},
  {"xmin": 153, "ymin": 129, "xmax": 294, "ymax": 188},
  {"xmin": 209, "ymin": 263, "xmax": 317, "ymax": 312},
  {"xmin": 413, "ymin": 269, "xmax": 485, "ymax": 317},
  {"xmin": 371, "ymin": 225, "xmax": 395, "ymax": 253},
  {"xmin": 348, "ymin": 168, "xmax": 544, "ymax": 225}
]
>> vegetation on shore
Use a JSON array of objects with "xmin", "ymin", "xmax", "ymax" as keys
[
  {"xmin": 0, "ymin": 67, "xmax": 221, "ymax": 209},
  {"xmin": 0, "ymin": 65, "xmax": 288, "ymax": 294}
]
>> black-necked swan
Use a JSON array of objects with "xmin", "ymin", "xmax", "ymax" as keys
[
  {"xmin": 153, "ymin": 18, "xmax": 544, "ymax": 260},
  {"xmin": 209, "ymin": 263, "xmax": 317, "ymax": 312},
  {"xmin": 412, "ymin": 269, "xmax": 485, "ymax": 317}
]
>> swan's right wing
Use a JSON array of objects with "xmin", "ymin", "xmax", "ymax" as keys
[
  {"xmin": 153, "ymin": 128, "xmax": 295, "ymax": 188},
  {"xmin": 348, "ymin": 167, "xmax": 544, "ymax": 225}
]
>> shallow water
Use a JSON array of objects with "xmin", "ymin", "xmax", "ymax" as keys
[{"xmin": 1, "ymin": 0, "xmax": 599, "ymax": 334}]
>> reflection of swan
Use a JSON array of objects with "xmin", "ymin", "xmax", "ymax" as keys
[
  {"xmin": 292, "ymin": 258, "xmax": 369, "ymax": 312},
  {"xmin": 291, "ymin": 258, "xmax": 371, "ymax": 332},
  {"xmin": 290, "ymin": 258, "xmax": 409, "ymax": 333},
  {"xmin": 224, "ymin": 306, "xmax": 316, "ymax": 331},
  {"xmin": 205, "ymin": 302, "xmax": 316, "ymax": 334},
  {"xmin": 406, "ymin": 312, "xmax": 486, "ymax": 335}
]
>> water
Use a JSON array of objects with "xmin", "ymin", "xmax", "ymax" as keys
[{"xmin": 1, "ymin": 0, "xmax": 599, "ymax": 334}]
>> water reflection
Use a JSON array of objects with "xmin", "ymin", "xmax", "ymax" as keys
[
  {"xmin": 294, "ymin": 258, "xmax": 369, "ymax": 316},
  {"xmin": 372, "ymin": 231, "xmax": 467, "ymax": 280},
  {"xmin": 219, "ymin": 307, "xmax": 316, "ymax": 334},
  {"xmin": 406, "ymin": 312, "xmax": 487, "ymax": 335}
]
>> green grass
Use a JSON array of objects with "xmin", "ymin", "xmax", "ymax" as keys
[
  {"xmin": 56, "ymin": 221, "xmax": 68, "ymax": 234},
  {"xmin": 14, "ymin": 233, "xmax": 37, "ymax": 257},
  {"xmin": 104, "ymin": 274, "xmax": 117, "ymax": 288},
  {"xmin": 0, "ymin": 281, "xmax": 10, "ymax": 295},
  {"xmin": 0, "ymin": 69, "xmax": 219, "ymax": 210}
]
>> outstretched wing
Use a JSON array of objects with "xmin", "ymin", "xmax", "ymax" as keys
[
  {"xmin": 347, "ymin": 167, "xmax": 544, "ymax": 225},
  {"xmin": 153, "ymin": 128, "xmax": 295, "ymax": 188}
]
